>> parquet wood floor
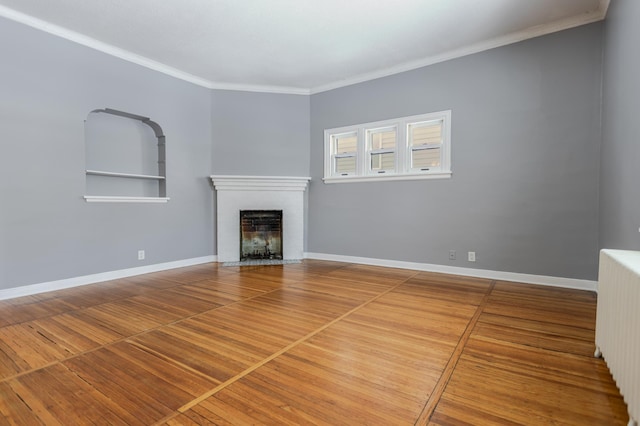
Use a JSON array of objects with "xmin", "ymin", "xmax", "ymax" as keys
[{"xmin": 0, "ymin": 260, "xmax": 629, "ymax": 425}]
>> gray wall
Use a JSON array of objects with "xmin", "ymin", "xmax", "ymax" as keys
[
  {"xmin": 211, "ymin": 90, "xmax": 310, "ymax": 176},
  {"xmin": 599, "ymin": 0, "xmax": 640, "ymax": 251},
  {"xmin": 210, "ymin": 89, "xmax": 311, "ymax": 254},
  {"xmin": 0, "ymin": 17, "xmax": 214, "ymax": 289},
  {"xmin": 309, "ymin": 24, "xmax": 604, "ymax": 280},
  {"xmin": 0, "ymin": 12, "xmax": 616, "ymax": 289}
]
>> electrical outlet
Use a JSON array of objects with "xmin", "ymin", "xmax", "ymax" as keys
[
  {"xmin": 449, "ymin": 250, "xmax": 456, "ymax": 260},
  {"xmin": 138, "ymin": 250, "xmax": 145, "ymax": 260},
  {"xmin": 468, "ymin": 251, "xmax": 476, "ymax": 262}
]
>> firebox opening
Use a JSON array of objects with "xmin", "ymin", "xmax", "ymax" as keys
[{"xmin": 240, "ymin": 210, "xmax": 283, "ymax": 261}]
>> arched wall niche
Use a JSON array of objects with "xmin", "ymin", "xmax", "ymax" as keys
[{"xmin": 84, "ymin": 108, "xmax": 168, "ymax": 203}]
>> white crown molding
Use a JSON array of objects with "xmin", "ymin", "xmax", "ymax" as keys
[
  {"xmin": 0, "ymin": 5, "xmax": 214, "ymax": 89},
  {"xmin": 209, "ymin": 83, "xmax": 310, "ymax": 96},
  {"xmin": 309, "ymin": 8, "xmax": 609, "ymax": 94},
  {"xmin": 210, "ymin": 175, "xmax": 311, "ymax": 192},
  {"xmin": 599, "ymin": 0, "xmax": 611, "ymax": 17},
  {"xmin": 0, "ymin": 5, "xmax": 310, "ymax": 95},
  {"xmin": 304, "ymin": 252, "xmax": 598, "ymax": 292},
  {"xmin": 0, "ymin": 256, "xmax": 216, "ymax": 301},
  {"xmin": 1, "ymin": 4, "xmax": 609, "ymax": 96}
]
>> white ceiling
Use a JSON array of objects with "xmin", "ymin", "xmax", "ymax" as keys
[{"xmin": 0, "ymin": 0, "xmax": 609, "ymax": 94}]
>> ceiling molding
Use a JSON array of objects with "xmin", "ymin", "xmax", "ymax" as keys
[
  {"xmin": 310, "ymin": 7, "xmax": 609, "ymax": 94},
  {"xmin": 208, "ymin": 82, "xmax": 310, "ymax": 96},
  {"xmin": 0, "ymin": 4, "xmax": 311, "ymax": 95},
  {"xmin": 1, "ymin": 3, "xmax": 609, "ymax": 96},
  {"xmin": 0, "ymin": 5, "xmax": 216, "ymax": 88},
  {"xmin": 599, "ymin": 0, "xmax": 611, "ymax": 17}
]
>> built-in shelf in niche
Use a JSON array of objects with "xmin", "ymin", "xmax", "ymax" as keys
[
  {"xmin": 83, "ymin": 108, "xmax": 169, "ymax": 203},
  {"xmin": 85, "ymin": 170, "xmax": 166, "ymax": 180}
]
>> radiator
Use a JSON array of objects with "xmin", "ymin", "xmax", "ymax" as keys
[{"xmin": 596, "ymin": 249, "xmax": 640, "ymax": 426}]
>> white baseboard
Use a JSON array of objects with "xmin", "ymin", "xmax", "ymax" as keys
[
  {"xmin": 304, "ymin": 252, "xmax": 598, "ymax": 292},
  {"xmin": 0, "ymin": 252, "xmax": 597, "ymax": 301},
  {"xmin": 0, "ymin": 255, "xmax": 217, "ymax": 301}
]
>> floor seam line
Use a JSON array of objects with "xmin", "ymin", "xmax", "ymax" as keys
[
  {"xmin": 414, "ymin": 279, "xmax": 497, "ymax": 425},
  {"xmin": 176, "ymin": 279, "xmax": 409, "ymax": 414}
]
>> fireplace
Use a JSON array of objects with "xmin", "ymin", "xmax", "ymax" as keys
[
  {"xmin": 210, "ymin": 175, "xmax": 310, "ymax": 263},
  {"xmin": 240, "ymin": 210, "xmax": 283, "ymax": 260}
]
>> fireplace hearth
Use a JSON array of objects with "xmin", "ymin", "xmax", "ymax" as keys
[{"xmin": 240, "ymin": 210, "xmax": 283, "ymax": 261}]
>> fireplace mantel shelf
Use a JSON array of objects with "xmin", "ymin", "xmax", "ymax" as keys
[{"xmin": 210, "ymin": 175, "xmax": 311, "ymax": 192}]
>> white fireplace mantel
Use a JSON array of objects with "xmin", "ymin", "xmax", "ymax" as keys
[
  {"xmin": 210, "ymin": 175, "xmax": 311, "ymax": 192},
  {"xmin": 210, "ymin": 175, "xmax": 311, "ymax": 262}
]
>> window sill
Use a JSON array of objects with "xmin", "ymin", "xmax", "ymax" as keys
[
  {"xmin": 322, "ymin": 171, "xmax": 451, "ymax": 184},
  {"xmin": 83, "ymin": 196, "xmax": 170, "ymax": 203}
]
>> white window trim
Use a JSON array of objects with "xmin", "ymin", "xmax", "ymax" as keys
[{"xmin": 323, "ymin": 110, "xmax": 452, "ymax": 184}]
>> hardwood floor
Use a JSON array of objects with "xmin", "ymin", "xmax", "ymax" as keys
[{"xmin": 0, "ymin": 260, "xmax": 629, "ymax": 425}]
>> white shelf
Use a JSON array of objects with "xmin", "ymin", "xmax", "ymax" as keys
[
  {"xmin": 86, "ymin": 169, "xmax": 165, "ymax": 180},
  {"xmin": 83, "ymin": 196, "xmax": 170, "ymax": 203}
]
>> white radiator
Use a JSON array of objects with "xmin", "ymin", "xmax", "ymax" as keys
[{"xmin": 596, "ymin": 249, "xmax": 640, "ymax": 426}]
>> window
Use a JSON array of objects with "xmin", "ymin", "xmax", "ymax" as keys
[
  {"xmin": 324, "ymin": 110, "xmax": 451, "ymax": 183},
  {"xmin": 330, "ymin": 132, "xmax": 358, "ymax": 176},
  {"xmin": 367, "ymin": 126, "xmax": 397, "ymax": 174},
  {"xmin": 408, "ymin": 118, "xmax": 444, "ymax": 172}
]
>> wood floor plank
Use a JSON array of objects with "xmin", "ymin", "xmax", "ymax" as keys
[
  {"xmin": 161, "ymin": 412, "xmax": 217, "ymax": 426},
  {"xmin": 130, "ymin": 325, "xmax": 264, "ymax": 381},
  {"xmin": 308, "ymin": 319, "xmax": 455, "ymax": 375},
  {"xmin": 234, "ymin": 268, "xmax": 311, "ymax": 287},
  {"xmin": 73, "ymin": 299, "xmax": 173, "ymax": 338},
  {"xmin": 108, "ymin": 340, "xmax": 219, "ymax": 397},
  {"xmin": 0, "ymin": 338, "xmax": 34, "ymax": 379},
  {"xmin": 0, "ymin": 381, "xmax": 45, "ymax": 425},
  {"xmin": 475, "ymin": 312, "xmax": 596, "ymax": 356},
  {"xmin": 216, "ymin": 383, "xmax": 322, "ymax": 425},
  {"xmin": 63, "ymin": 341, "xmax": 219, "ymax": 424},
  {"xmin": 434, "ymin": 354, "xmax": 628, "ymax": 425},
  {"xmin": 345, "ymin": 298, "xmax": 474, "ymax": 342},
  {"xmin": 278, "ymin": 344, "xmax": 433, "ymax": 412},
  {"xmin": 429, "ymin": 398, "xmax": 524, "ymax": 426},
  {"xmin": 185, "ymin": 273, "xmax": 286, "ymax": 293},
  {"xmin": 126, "ymin": 287, "xmax": 223, "ymax": 318},
  {"xmin": 287, "ymin": 274, "xmax": 393, "ymax": 301},
  {"xmin": 51, "ymin": 310, "xmax": 126, "ymax": 345},
  {"xmin": 9, "ymin": 363, "xmax": 132, "ymax": 425},
  {"xmin": 0, "ymin": 261, "xmax": 629, "ymax": 425},
  {"xmin": 0, "ymin": 323, "xmax": 71, "ymax": 377},
  {"xmin": 399, "ymin": 272, "xmax": 492, "ymax": 305},
  {"xmin": 428, "ymin": 282, "xmax": 628, "ymax": 425},
  {"xmin": 167, "ymin": 283, "xmax": 249, "ymax": 305},
  {"xmin": 210, "ymin": 368, "xmax": 412, "ymax": 425},
  {"xmin": 247, "ymin": 287, "xmax": 364, "ymax": 319},
  {"xmin": 485, "ymin": 282, "xmax": 597, "ymax": 330},
  {"xmin": 463, "ymin": 335, "xmax": 624, "ymax": 395},
  {"xmin": 0, "ymin": 297, "xmax": 76, "ymax": 328},
  {"xmin": 325, "ymin": 263, "xmax": 418, "ymax": 285},
  {"xmin": 178, "ymin": 314, "xmax": 293, "ymax": 354},
  {"xmin": 188, "ymin": 278, "xmax": 268, "ymax": 299}
]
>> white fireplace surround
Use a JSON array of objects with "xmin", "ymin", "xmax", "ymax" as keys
[{"xmin": 210, "ymin": 175, "xmax": 311, "ymax": 263}]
